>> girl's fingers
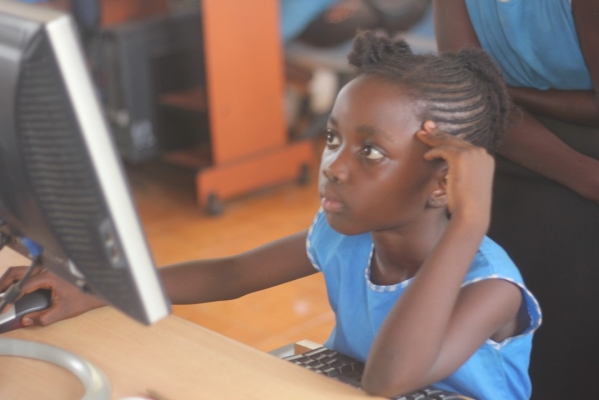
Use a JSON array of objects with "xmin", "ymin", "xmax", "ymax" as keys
[
  {"xmin": 422, "ymin": 147, "xmax": 449, "ymax": 161},
  {"xmin": 417, "ymin": 129, "xmax": 469, "ymax": 148},
  {"xmin": 417, "ymin": 127, "xmax": 480, "ymax": 166},
  {"xmin": 21, "ymin": 310, "xmax": 45, "ymax": 327},
  {"xmin": 423, "ymin": 120, "xmax": 438, "ymax": 132},
  {"xmin": 0, "ymin": 267, "xmax": 27, "ymax": 291},
  {"xmin": 29, "ymin": 305, "xmax": 64, "ymax": 327},
  {"xmin": 417, "ymin": 120, "xmax": 472, "ymax": 148}
]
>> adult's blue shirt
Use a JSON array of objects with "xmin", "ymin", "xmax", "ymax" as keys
[{"xmin": 465, "ymin": 0, "xmax": 592, "ymax": 90}]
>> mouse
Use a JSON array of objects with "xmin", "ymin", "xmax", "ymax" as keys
[{"xmin": 0, "ymin": 289, "xmax": 52, "ymax": 333}]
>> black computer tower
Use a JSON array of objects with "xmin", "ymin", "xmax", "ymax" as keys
[{"xmin": 98, "ymin": 9, "xmax": 206, "ymax": 163}]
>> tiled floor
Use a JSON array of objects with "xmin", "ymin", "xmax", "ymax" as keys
[{"xmin": 127, "ymin": 140, "xmax": 334, "ymax": 352}]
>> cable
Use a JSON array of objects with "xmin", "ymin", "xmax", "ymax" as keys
[{"xmin": 0, "ymin": 219, "xmax": 8, "ymax": 252}]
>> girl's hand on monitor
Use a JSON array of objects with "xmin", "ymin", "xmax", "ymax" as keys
[
  {"xmin": 417, "ymin": 121, "xmax": 494, "ymax": 230},
  {"xmin": 0, "ymin": 266, "xmax": 104, "ymax": 326}
]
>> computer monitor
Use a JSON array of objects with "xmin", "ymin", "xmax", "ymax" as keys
[{"xmin": 0, "ymin": 0, "xmax": 171, "ymax": 325}]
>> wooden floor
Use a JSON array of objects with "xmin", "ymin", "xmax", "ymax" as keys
[{"xmin": 126, "ymin": 138, "xmax": 334, "ymax": 352}]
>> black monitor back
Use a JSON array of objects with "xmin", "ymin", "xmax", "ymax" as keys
[{"xmin": 0, "ymin": 1, "xmax": 170, "ymax": 325}]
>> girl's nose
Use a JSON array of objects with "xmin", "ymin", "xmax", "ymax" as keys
[{"xmin": 322, "ymin": 151, "xmax": 349, "ymax": 184}]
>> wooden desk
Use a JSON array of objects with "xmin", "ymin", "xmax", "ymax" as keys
[{"xmin": 0, "ymin": 248, "xmax": 378, "ymax": 400}]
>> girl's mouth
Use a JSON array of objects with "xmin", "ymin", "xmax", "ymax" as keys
[{"xmin": 321, "ymin": 197, "xmax": 344, "ymax": 213}]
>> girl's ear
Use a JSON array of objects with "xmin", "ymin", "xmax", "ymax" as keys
[{"xmin": 426, "ymin": 168, "xmax": 448, "ymax": 209}]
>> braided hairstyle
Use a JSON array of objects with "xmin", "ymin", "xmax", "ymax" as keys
[{"xmin": 347, "ymin": 30, "xmax": 513, "ymax": 153}]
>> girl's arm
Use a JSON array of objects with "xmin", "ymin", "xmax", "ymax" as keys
[
  {"xmin": 0, "ymin": 230, "xmax": 316, "ymax": 325},
  {"xmin": 361, "ymin": 126, "xmax": 524, "ymax": 397},
  {"xmin": 160, "ymin": 230, "xmax": 316, "ymax": 304},
  {"xmin": 433, "ymin": 0, "xmax": 599, "ymax": 204}
]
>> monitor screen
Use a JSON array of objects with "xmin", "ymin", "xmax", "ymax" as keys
[{"xmin": 0, "ymin": 1, "xmax": 170, "ymax": 325}]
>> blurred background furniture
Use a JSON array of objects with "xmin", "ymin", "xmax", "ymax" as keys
[
  {"xmin": 97, "ymin": 0, "xmax": 314, "ymax": 214},
  {"xmin": 282, "ymin": 0, "xmax": 435, "ymax": 140}
]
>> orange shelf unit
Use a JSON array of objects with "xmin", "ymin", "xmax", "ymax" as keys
[{"xmin": 197, "ymin": 0, "xmax": 314, "ymax": 210}]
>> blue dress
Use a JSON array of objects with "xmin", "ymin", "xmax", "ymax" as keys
[{"xmin": 306, "ymin": 210, "xmax": 542, "ymax": 400}]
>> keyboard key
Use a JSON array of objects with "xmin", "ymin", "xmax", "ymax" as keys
[
  {"xmin": 310, "ymin": 362, "xmax": 325, "ymax": 369},
  {"xmin": 282, "ymin": 354, "xmax": 304, "ymax": 362},
  {"xmin": 323, "ymin": 367, "xmax": 340, "ymax": 377},
  {"xmin": 303, "ymin": 347, "xmax": 329, "ymax": 357}
]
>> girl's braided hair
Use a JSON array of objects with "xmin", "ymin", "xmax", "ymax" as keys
[{"xmin": 347, "ymin": 30, "xmax": 513, "ymax": 153}]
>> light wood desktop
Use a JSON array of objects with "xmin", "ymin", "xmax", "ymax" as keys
[{"xmin": 0, "ymin": 247, "xmax": 381, "ymax": 400}]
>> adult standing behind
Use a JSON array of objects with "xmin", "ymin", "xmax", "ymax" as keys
[{"xmin": 433, "ymin": 1, "xmax": 599, "ymax": 398}]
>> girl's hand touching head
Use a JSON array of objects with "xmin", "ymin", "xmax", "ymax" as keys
[{"xmin": 417, "ymin": 121, "xmax": 495, "ymax": 232}]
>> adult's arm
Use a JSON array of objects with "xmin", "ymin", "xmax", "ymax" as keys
[
  {"xmin": 508, "ymin": 0, "xmax": 599, "ymax": 127},
  {"xmin": 433, "ymin": 0, "xmax": 599, "ymax": 204},
  {"xmin": 434, "ymin": 0, "xmax": 599, "ymax": 127}
]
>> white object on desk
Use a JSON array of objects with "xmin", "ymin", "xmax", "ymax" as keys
[{"xmin": 0, "ymin": 337, "xmax": 111, "ymax": 400}]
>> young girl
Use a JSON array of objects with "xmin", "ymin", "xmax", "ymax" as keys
[{"xmin": 0, "ymin": 31, "xmax": 541, "ymax": 399}]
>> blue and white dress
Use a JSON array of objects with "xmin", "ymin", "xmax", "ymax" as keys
[{"xmin": 306, "ymin": 210, "xmax": 542, "ymax": 400}]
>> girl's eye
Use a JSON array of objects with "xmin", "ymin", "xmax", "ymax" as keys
[
  {"xmin": 362, "ymin": 145, "xmax": 384, "ymax": 160},
  {"xmin": 326, "ymin": 131, "xmax": 340, "ymax": 146}
]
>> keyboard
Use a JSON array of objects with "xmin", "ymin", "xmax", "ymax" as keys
[{"xmin": 282, "ymin": 346, "xmax": 467, "ymax": 400}]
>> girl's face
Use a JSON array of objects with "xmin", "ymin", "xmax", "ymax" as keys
[{"xmin": 319, "ymin": 75, "xmax": 442, "ymax": 235}]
